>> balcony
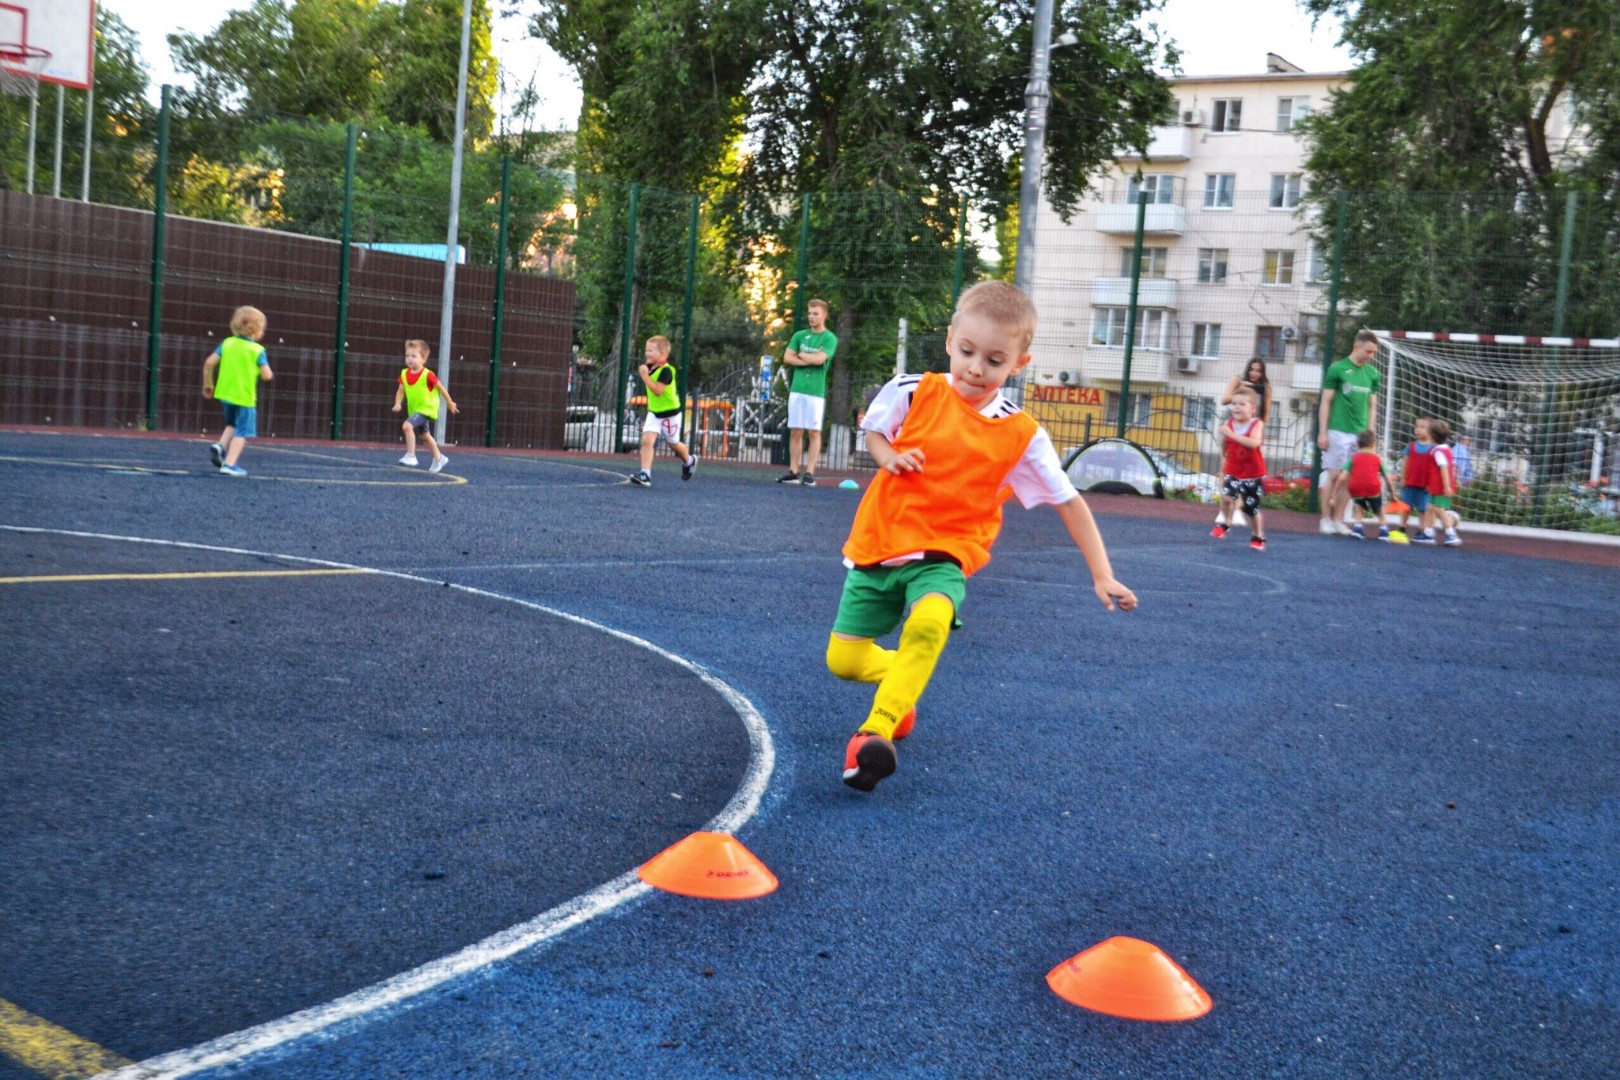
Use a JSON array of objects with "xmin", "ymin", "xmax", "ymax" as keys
[
  {"xmin": 1095, "ymin": 202, "xmax": 1186, "ymax": 235},
  {"xmin": 1085, "ymin": 347, "xmax": 1169, "ymax": 384},
  {"xmin": 1117, "ymin": 125, "xmax": 1193, "ymax": 162},
  {"xmin": 1091, "ymin": 276, "xmax": 1178, "ymax": 309}
]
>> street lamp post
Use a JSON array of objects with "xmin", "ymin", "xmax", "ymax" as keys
[{"xmin": 1011, "ymin": 0, "xmax": 1075, "ymax": 401}]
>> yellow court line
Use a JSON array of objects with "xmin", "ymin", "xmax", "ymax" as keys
[
  {"xmin": 0, "ymin": 997, "xmax": 131, "ymax": 1080},
  {"xmin": 0, "ymin": 454, "xmax": 189, "ymax": 476},
  {"xmin": 0, "ymin": 453, "xmax": 465, "ymax": 485},
  {"xmin": 0, "ymin": 568, "xmax": 372, "ymax": 585}
]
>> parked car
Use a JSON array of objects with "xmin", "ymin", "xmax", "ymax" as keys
[
  {"xmin": 1263, "ymin": 464, "xmax": 1314, "ymax": 495},
  {"xmin": 1062, "ymin": 438, "xmax": 1222, "ymax": 503}
]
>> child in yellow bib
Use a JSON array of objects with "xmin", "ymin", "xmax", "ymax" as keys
[
  {"xmin": 201, "ymin": 305, "xmax": 273, "ymax": 476},
  {"xmin": 829, "ymin": 282, "xmax": 1137, "ymax": 792},
  {"xmin": 392, "ymin": 340, "xmax": 459, "ymax": 472}
]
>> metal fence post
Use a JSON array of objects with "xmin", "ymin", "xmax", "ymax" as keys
[
  {"xmin": 1307, "ymin": 190, "xmax": 1350, "ymax": 514},
  {"xmin": 793, "ymin": 194, "xmax": 812, "ymax": 332},
  {"xmin": 613, "ymin": 182, "xmax": 640, "ymax": 454},
  {"xmin": 1532, "ymin": 190, "xmax": 1579, "ymax": 526},
  {"xmin": 331, "ymin": 123, "xmax": 357, "ymax": 440},
  {"xmin": 485, "ymin": 155, "xmax": 512, "ymax": 448},
  {"xmin": 951, "ymin": 194, "xmax": 969, "ymax": 309},
  {"xmin": 1115, "ymin": 192, "xmax": 1147, "ymax": 439},
  {"xmin": 144, "ymin": 85, "xmax": 171, "ymax": 432}
]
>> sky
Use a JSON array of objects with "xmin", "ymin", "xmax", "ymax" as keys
[{"xmin": 112, "ymin": 0, "xmax": 1353, "ymax": 126}]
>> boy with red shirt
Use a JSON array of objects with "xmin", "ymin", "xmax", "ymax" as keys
[
  {"xmin": 826, "ymin": 282, "xmax": 1137, "ymax": 792},
  {"xmin": 1346, "ymin": 429, "xmax": 1394, "ymax": 541},
  {"xmin": 1211, "ymin": 387, "xmax": 1267, "ymax": 550},
  {"xmin": 1414, "ymin": 418, "xmax": 1462, "ymax": 546}
]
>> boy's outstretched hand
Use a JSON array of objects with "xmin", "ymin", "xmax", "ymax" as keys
[
  {"xmin": 1094, "ymin": 578, "xmax": 1137, "ymax": 611},
  {"xmin": 882, "ymin": 447, "xmax": 926, "ymax": 474}
]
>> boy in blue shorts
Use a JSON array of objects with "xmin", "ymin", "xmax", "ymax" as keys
[
  {"xmin": 202, "ymin": 305, "xmax": 273, "ymax": 476},
  {"xmin": 392, "ymin": 339, "xmax": 459, "ymax": 472},
  {"xmin": 1391, "ymin": 416, "xmax": 1433, "ymax": 540},
  {"xmin": 826, "ymin": 282, "xmax": 1137, "ymax": 792}
]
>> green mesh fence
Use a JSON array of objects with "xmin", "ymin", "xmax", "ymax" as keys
[{"xmin": 3, "ymin": 98, "xmax": 1616, "ymax": 530}]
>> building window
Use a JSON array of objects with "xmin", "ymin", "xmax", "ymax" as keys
[
  {"xmin": 1300, "ymin": 314, "xmax": 1326, "ymax": 363},
  {"xmin": 1092, "ymin": 308, "xmax": 1170, "ymax": 350},
  {"xmin": 1262, "ymin": 250, "xmax": 1296, "ymax": 285},
  {"xmin": 1203, "ymin": 173, "xmax": 1235, "ymax": 209},
  {"xmin": 1191, "ymin": 323, "xmax": 1222, "ymax": 357},
  {"xmin": 1106, "ymin": 392, "xmax": 1155, "ymax": 427},
  {"xmin": 1255, "ymin": 325, "xmax": 1284, "ymax": 360},
  {"xmin": 1305, "ymin": 242, "xmax": 1328, "ymax": 283},
  {"xmin": 1276, "ymin": 96, "xmax": 1310, "ymax": 131},
  {"xmin": 1269, "ymin": 173, "xmax": 1303, "ymax": 209},
  {"xmin": 1197, "ymin": 248, "xmax": 1229, "ymax": 284},
  {"xmin": 1183, "ymin": 395, "xmax": 1218, "ymax": 430},
  {"xmin": 1212, "ymin": 98, "xmax": 1243, "ymax": 132},
  {"xmin": 1119, "ymin": 246, "xmax": 1169, "ymax": 278},
  {"xmin": 1126, "ymin": 174, "xmax": 1177, "ymax": 205}
]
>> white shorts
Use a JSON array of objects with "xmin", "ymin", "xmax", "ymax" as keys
[
  {"xmin": 643, "ymin": 413, "xmax": 682, "ymax": 443},
  {"xmin": 1322, "ymin": 429, "xmax": 1359, "ymax": 472},
  {"xmin": 787, "ymin": 392, "xmax": 825, "ymax": 430}
]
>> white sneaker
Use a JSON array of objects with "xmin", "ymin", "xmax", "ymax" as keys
[
  {"xmin": 1444, "ymin": 532, "xmax": 1462, "ymax": 547},
  {"xmin": 399, "ymin": 454, "xmax": 419, "ymax": 467},
  {"xmin": 1319, "ymin": 519, "xmax": 1337, "ymax": 535},
  {"xmin": 1333, "ymin": 521, "xmax": 1355, "ymax": 537},
  {"xmin": 429, "ymin": 455, "xmax": 448, "ymax": 473}
]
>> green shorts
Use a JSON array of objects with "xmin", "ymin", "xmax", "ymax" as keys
[
  {"xmin": 1429, "ymin": 494, "xmax": 1453, "ymax": 510},
  {"xmin": 832, "ymin": 561, "xmax": 967, "ymax": 640}
]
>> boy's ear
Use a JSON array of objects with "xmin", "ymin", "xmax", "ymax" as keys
[{"xmin": 1009, "ymin": 352, "xmax": 1034, "ymax": 376}]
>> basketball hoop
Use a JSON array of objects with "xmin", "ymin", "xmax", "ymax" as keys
[{"xmin": 0, "ymin": 42, "xmax": 51, "ymax": 97}]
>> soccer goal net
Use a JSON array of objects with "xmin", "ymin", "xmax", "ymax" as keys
[{"xmin": 1373, "ymin": 332, "xmax": 1620, "ymax": 532}]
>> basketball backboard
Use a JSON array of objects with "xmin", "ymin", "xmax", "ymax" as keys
[{"xmin": 0, "ymin": 0, "xmax": 94, "ymax": 89}]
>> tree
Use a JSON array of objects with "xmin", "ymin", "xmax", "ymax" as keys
[{"xmin": 1301, "ymin": 0, "xmax": 1620, "ymax": 339}]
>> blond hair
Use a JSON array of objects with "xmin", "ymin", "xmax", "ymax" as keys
[
  {"xmin": 404, "ymin": 339, "xmax": 431, "ymax": 357},
  {"xmin": 807, "ymin": 298, "xmax": 829, "ymax": 315},
  {"xmin": 230, "ymin": 305, "xmax": 266, "ymax": 338},
  {"xmin": 952, "ymin": 281, "xmax": 1037, "ymax": 353},
  {"xmin": 646, "ymin": 335, "xmax": 671, "ymax": 355}
]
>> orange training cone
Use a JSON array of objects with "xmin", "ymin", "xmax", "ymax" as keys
[
  {"xmin": 1046, "ymin": 936, "xmax": 1212, "ymax": 1021},
  {"xmin": 636, "ymin": 831, "xmax": 779, "ymax": 900}
]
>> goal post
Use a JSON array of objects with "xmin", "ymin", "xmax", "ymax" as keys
[{"xmin": 1371, "ymin": 331, "xmax": 1620, "ymax": 531}]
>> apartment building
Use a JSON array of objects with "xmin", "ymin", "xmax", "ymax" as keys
[{"xmin": 1024, "ymin": 54, "xmax": 1348, "ymax": 466}]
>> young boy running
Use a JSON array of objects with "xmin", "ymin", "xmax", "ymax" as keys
[
  {"xmin": 1210, "ymin": 386, "xmax": 1267, "ymax": 550},
  {"xmin": 392, "ymin": 340, "xmax": 458, "ymax": 472},
  {"xmin": 629, "ymin": 336, "xmax": 697, "ymax": 487},
  {"xmin": 202, "ymin": 305, "xmax": 274, "ymax": 476},
  {"xmin": 827, "ymin": 282, "xmax": 1137, "ymax": 792}
]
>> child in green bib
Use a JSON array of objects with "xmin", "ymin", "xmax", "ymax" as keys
[{"xmin": 201, "ymin": 305, "xmax": 274, "ymax": 476}]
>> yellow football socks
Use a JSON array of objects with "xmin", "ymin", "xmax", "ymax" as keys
[
  {"xmin": 859, "ymin": 594, "xmax": 953, "ymax": 740},
  {"xmin": 825, "ymin": 635, "xmax": 894, "ymax": 684}
]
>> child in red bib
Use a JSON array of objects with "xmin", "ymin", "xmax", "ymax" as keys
[
  {"xmin": 1346, "ymin": 429, "xmax": 1393, "ymax": 540},
  {"xmin": 1211, "ymin": 387, "xmax": 1267, "ymax": 550}
]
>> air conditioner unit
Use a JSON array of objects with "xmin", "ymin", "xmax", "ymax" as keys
[
  {"xmin": 1280, "ymin": 325, "xmax": 1300, "ymax": 342},
  {"xmin": 1290, "ymin": 398, "xmax": 1313, "ymax": 415},
  {"xmin": 1181, "ymin": 108, "xmax": 1205, "ymax": 127},
  {"xmin": 1175, "ymin": 356, "xmax": 1199, "ymax": 374},
  {"xmin": 1058, "ymin": 369, "xmax": 1083, "ymax": 384}
]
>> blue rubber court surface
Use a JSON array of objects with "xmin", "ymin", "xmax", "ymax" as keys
[{"xmin": 3, "ymin": 429, "xmax": 1617, "ymax": 1079}]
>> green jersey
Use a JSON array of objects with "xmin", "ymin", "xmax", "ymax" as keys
[
  {"xmin": 1324, "ymin": 357, "xmax": 1380, "ymax": 433},
  {"xmin": 213, "ymin": 336, "xmax": 267, "ymax": 407},
  {"xmin": 786, "ymin": 328, "xmax": 837, "ymax": 398}
]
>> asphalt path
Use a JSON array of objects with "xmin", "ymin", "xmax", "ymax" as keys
[{"xmin": 2, "ymin": 430, "xmax": 1617, "ymax": 1079}]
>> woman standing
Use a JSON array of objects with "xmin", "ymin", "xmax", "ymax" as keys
[{"xmin": 1221, "ymin": 358, "xmax": 1273, "ymax": 420}]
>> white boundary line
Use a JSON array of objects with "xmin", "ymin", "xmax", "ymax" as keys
[{"xmin": 0, "ymin": 526, "xmax": 776, "ymax": 1080}]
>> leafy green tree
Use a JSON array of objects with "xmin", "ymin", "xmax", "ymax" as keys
[{"xmin": 1301, "ymin": 0, "xmax": 1620, "ymax": 339}]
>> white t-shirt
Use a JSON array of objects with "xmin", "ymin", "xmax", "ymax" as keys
[{"xmin": 860, "ymin": 373, "xmax": 1078, "ymax": 509}]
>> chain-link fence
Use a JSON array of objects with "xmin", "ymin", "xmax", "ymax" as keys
[{"xmin": 3, "ymin": 91, "xmax": 1617, "ymax": 530}]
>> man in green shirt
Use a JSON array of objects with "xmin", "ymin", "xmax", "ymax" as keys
[
  {"xmin": 778, "ymin": 298, "xmax": 837, "ymax": 486},
  {"xmin": 1317, "ymin": 329, "xmax": 1381, "ymax": 535}
]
